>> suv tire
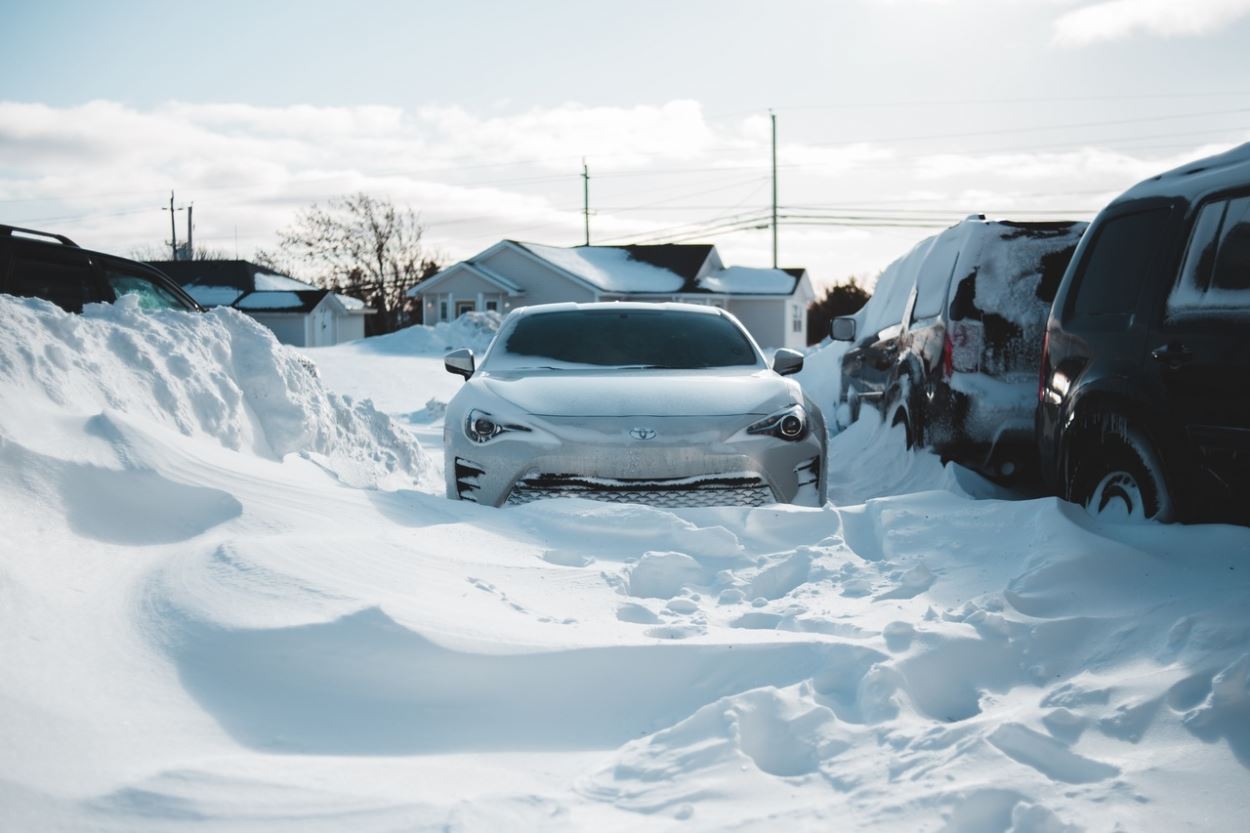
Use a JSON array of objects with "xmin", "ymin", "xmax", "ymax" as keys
[{"xmin": 1069, "ymin": 419, "xmax": 1173, "ymax": 522}]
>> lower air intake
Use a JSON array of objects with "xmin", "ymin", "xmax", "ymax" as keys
[{"xmin": 506, "ymin": 474, "xmax": 774, "ymax": 508}]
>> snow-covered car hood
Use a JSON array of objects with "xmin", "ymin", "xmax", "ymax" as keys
[{"xmin": 473, "ymin": 368, "xmax": 798, "ymax": 417}]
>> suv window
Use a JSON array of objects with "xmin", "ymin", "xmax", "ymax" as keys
[
  {"xmin": 1169, "ymin": 196, "xmax": 1250, "ymax": 315},
  {"xmin": 1070, "ymin": 206, "xmax": 1171, "ymax": 319},
  {"xmin": 102, "ymin": 266, "xmax": 188, "ymax": 311},
  {"xmin": 5, "ymin": 247, "xmax": 99, "ymax": 312}
]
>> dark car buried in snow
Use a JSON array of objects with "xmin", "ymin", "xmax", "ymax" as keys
[
  {"xmin": 1038, "ymin": 144, "xmax": 1250, "ymax": 525},
  {"xmin": 1, "ymin": 225, "xmax": 200, "ymax": 313}
]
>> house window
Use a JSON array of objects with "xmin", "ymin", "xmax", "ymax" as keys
[
  {"xmin": 791, "ymin": 304, "xmax": 803, "ymax": 333},
  {"xmin": 455, "ymin": 300, "xmax": 476, "ymax": 318},
  {"xmin": 439, "ymin": 300, "xmax": 448, "ymax": 321},
  {"xmin": 485, "ymin": 300, "xmax": 498, "ymax": 311}
]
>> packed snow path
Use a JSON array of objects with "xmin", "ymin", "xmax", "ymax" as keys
[{"xmin": 1, "ymin": 298, "xmax": 1248, "ymax": 832}]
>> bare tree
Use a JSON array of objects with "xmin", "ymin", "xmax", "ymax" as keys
[
  {"xmin": 806, "ymin": 277, "xmax": 870, "ymax": 345},
  {"xmin": 277, "ymin": 193, "xmax": 441, "ymax": 334},
  {"xmin": 130, "ymin": 243, "xmax": 231, "ymax": 262}
]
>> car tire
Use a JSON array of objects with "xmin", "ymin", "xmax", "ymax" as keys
[
  {"xmin": 1069, "ymin": 420, "xmax": 1173, "ymax": 522},
  {"xmin": 846, "ymin": 385, "xmax": 862, "ymax": 427},
  {"xmin": 890, "ymin": 404, "xmax": 915, "ymax": 450}
]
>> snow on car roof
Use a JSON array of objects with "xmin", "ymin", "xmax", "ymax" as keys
[{"xmin": 1119, "ymin": 141, "xmax": 1250, "ymax": 203}]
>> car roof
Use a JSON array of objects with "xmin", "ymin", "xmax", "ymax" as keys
[
  {"xmin": 1, "ymin": 225, "xmax": 203, "ymax": 310},
  {"xmin": 1116, "ymin": 141, "xmax": 1250, "ymax": 205}
]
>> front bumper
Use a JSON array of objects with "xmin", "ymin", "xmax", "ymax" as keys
[{"xmin": 445, "ymin": 413, "xmax": 825, "ymax": 508}]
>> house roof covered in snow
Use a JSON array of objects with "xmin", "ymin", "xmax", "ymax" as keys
[
  {"xmin": 148, "ymin": 260, "xmax": 373, "ymax": 314},
  {"xmin": 232, "ymin": 289, "xmax": 332, "ymax": 313},
  {"xmin": 513, "ymin": 242, "xmax": 688, "ymax": 294},
  {"xmin": 619, "ymin": 244, "xmax": 716, "ymax": 281},
  {"xmin": 410, "ymin": 241, "xmax": 809, "ymax": 299}
]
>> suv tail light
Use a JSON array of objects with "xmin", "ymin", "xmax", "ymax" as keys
[
  {"xmin": 1038, "ymin": 330, "xmax": 1050, "ymax": 403},
  {"xmin": 941, "ymin": 331, "xmax": 954, "ymax": 381}
]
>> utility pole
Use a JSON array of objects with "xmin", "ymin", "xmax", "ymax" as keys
[
  {"xmin": 770, "ymin": 110, "xmax": 778, "ymax": 269},
  {"xmin": 163, "ymin": 191, "xmax": 191, "ymax": 259},
  {"xmin": 582, "ymin": 159, "xmax": 590, "ymax": 246},
  {"xmin": 186, "ymin": 203, "xmax": 194, "ymax": 259},
  {"xmin": 165, "ymin": 191, "xmax": 178, "ymax": 260}
]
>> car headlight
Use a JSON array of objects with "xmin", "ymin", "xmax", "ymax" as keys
[
  {"xmin": 746, "ymin": 404, "xmax": 808, "ymax": 441},
  {"xmin": 464, "ymin": 408, "xmax": 532, "ymax": 444}
]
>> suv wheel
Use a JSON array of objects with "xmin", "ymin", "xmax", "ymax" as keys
[{"xmin": 1069, "ymin": 421, "xmax": 1173, "ymax": 522}]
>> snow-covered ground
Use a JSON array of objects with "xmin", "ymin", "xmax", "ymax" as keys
[{"xmin": 2, "ymin": 297, "xmax": 1248, "ymax": 832}]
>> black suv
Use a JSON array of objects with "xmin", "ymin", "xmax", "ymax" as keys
[
  {"xmin": 0, "ymin": 225, "xmax": 200, "ymax": 313},
  {"xmin": 1038, "ymin": 144, "xmax": 1250, "ymax": 524},
  {"xmin": 835, "ymin": 216, "xmax": 1085, "ymax": 481}
]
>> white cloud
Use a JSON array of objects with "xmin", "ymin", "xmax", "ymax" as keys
[
  {"xmin": 1053, "ymin": 0, "xmax": 1250, "ymax": 45},
  {"xmin": 911, "ymin": 142, "xmax": 1248, "ymax": 183},
  {"xmin": 0, "ymin": 99, "xmax": 1236, "ymax": 287},
  {"xmin": 0, "ymin": 100, "xmax": 742, "ymax": 264}
]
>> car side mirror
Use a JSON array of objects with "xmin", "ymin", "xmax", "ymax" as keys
[
  {"xmin": 830, "ymin": 317, "xmax": 856, "ymax": 342},
  {"xmin": 445, "ymin": 348, "xmax": 475, "ymax": 379},
  {"xmin": 772, "ymin": 348, "xmax": 804, "ymax": 376}
]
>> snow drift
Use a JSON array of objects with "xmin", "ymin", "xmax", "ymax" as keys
[
  {"xmin": 0, "ymin": 295, "xmax": 435, "ymax": 489},
  {"xmin": 353, "ymin": 310, "xmax": 503, "ymax": 356},
  {"xmin": 2, "ymin": 293, "xmax": 1249, "ymax": 833}
]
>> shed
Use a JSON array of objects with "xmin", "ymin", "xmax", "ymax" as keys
[{"xmin": 148, "ymin": 259, "xmax": 374, "ymax": 346}]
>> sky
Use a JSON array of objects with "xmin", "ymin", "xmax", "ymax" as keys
[{"xmin": 3, "ymin": 0, "xmax": 1250, "ymax": 289}]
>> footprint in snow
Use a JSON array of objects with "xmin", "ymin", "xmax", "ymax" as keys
[
  {"xmin": 988, "ymin": 723, "xmax": 1119, "ymax": 784},
  {"xmin": 644, "ymin": 623, "xmax": 705, "ymax": 640}
]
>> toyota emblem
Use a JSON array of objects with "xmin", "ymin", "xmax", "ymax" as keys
[{"xmin": 629, "ymin": 427, "xmax": 657, "ymax": 441}]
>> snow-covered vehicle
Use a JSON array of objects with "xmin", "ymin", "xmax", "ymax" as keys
[
  {"xmin": 1038, "ymin": 143, "xmax": 1250, "ymax": 524},
  {"xmin": 834, "ymin": 216, "xmax": 1085, "ymax": 481},
  {"xmin": 829, "ymin": 234, "xmax": 934, "ymax": 427},
  {"xmin": 1, "ymin": 224, "xmax": 201, "ymax": 313},
  {"xmin": 442, "ymin": 302, "xmax": 826, "ymax": 507}
]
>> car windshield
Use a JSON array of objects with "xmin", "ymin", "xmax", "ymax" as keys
[{"xmin": 486, "ymin": 309, "xmax": 762, "ymax": 370}]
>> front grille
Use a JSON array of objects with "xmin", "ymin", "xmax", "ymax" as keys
[{"xmin": 506, "ymin": 473, "xmax": 775, "ymax": 508}]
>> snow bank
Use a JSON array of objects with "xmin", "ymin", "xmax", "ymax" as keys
[
  {"xmin": 795, "ymin": 338, "xmax": 850, "ymax": 420},
  {"xmin": 0, "ymin": 294, "xmax": 434, "ymax": 489},
  {"xmin": 3, "ymin": 292, "xmax": 1250, "ymax": 833},
  {"xmin": 355, "ymin": 310, "xmax": 502, "ymax": 356}
]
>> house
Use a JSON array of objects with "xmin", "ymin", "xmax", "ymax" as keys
[
  {"xmin": 407, "ymin": 241, "xmax": 816, "ymax": 350},
  {"xmin": 148, "ymin": 260, "xmax": 375, "ymax": 347}
]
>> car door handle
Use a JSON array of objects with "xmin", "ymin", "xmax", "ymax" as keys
[{"xmin": 1151, "ymin": 343, "xmax": 1194, "ymax": 367}]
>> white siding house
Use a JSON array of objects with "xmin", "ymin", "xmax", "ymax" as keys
[
  {"xmin": 148, "ymin": 260, "xmax": 374, "ymax": 347},
  {"xmin": 408, "ymin": 242, "xmax": 816, "ymax": 350}
]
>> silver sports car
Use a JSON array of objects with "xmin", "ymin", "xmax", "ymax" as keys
[{"xmin": 442, "ymin": 302, "xmax": 826, "ymax": 508}]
